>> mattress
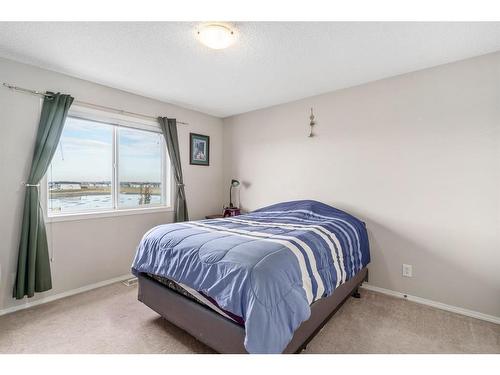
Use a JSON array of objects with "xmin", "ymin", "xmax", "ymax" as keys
[{"xmin": 147, "ymin": 273, "xmax": 244, "ymax": 325}]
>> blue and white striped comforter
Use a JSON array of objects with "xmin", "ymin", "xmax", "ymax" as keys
[{"xmin": 131, "ymin": 200, "xmax": 370, "ymax": 353}]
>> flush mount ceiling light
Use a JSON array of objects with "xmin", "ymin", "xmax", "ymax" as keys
[{"xmin": 197, "ymin": 23, "xmax": 236, "ymax": 50}]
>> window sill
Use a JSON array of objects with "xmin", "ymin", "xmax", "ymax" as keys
[{"xmin": 46, "ymin": 205, "xmax": 174, "ymax": 223}]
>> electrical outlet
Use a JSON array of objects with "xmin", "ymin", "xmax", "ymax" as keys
[{"xmin": 402, "ymin": 264, "xmax": 413, "ymax": 278}]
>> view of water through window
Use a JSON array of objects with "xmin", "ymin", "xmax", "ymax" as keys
[{"xmin": 48, "ymin": 116, "xmax": 165, "ymax": 214}]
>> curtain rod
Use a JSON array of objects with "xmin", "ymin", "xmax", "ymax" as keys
[{"xmin": 2, "ymin": 82, "xmax": 189, "ymax": 125}]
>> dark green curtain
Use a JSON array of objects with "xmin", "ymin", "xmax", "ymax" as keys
[
  {"xmin": 158, "ymin": 117, "xmax": 189, "ymax": 222},
  {"xmin": 14, "ymin": 92, "xmax": 74, "ymax": 299}
]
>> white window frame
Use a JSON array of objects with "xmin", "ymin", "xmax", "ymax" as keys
[{"xmin": 43, "ymin": 104, "xmax": 173, "ymax": 223}]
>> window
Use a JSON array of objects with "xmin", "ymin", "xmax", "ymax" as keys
[
  {"xmin": 117, "ymin": 127, "xmax": 165, "ymax": 208},
  {"xmin": 47, "ymin": 108, "xmax": 170, "ymax": 217}
]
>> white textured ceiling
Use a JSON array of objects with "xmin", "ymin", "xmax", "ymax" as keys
[{"xmin": 0, "ymin": 22, "xmax": 500, "ymax": 117}]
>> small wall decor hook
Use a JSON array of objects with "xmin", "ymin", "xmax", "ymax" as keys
[{"xmin": 308, "ymin": 107, "xmax": 316, "ymax": 137}]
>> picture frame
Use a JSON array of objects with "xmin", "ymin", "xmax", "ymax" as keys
[{"xmin": 189, "ymin": 133, "xmax": 210, "ymax": 166}]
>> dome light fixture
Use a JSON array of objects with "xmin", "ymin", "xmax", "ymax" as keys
[{"xmin": 197, "ymin": 23, "xmax": 236, "ymax": 50}]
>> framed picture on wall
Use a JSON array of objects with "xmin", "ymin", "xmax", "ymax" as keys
[{"xmin": 189, "ymin": 133, "xmax": 210, "ymax": 166}]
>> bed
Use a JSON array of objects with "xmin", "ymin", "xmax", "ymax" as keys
[{"xmin": 132, "ymin": 200, "xmax": 370, "ymax": 353}]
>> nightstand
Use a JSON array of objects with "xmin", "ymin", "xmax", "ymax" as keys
[{"xmin": 205, "ymin": 214, "xmax": 224, "ymax": 219}]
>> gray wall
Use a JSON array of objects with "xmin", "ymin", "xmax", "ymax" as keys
[
  {"xmin": 0, "ymin": 57, "xmax": 225, "ymax": 312},
  {"xmin": 223, "ymin": 52, "xmax": 500, "ymax": 317}
]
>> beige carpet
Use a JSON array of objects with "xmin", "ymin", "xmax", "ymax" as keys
[{"xmin": 0, "ymin": 282, "xmax": 498, "ymax": 354}]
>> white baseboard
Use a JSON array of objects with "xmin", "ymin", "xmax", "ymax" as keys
[
  {"xmin": 0, "ymin": 274, "xmax": 133, "ymax": 317},
  {"xmin": 361, "ymin": 283, "xmax": 500, "ymax": 325}
]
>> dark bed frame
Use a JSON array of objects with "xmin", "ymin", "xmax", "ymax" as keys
[{"xmin": 137, "ymin": 267, "xmax": 368, "ymax": 354}]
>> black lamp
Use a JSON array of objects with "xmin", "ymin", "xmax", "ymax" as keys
[{"xmin": 229, "ymin": 179, "xmax": 240, "ymax": 207}]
